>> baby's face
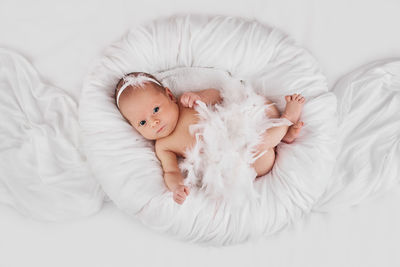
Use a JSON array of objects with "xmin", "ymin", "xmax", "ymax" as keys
[{"xmin": 118, "ymin": 83, "xmax": 179, "ymax": 140}]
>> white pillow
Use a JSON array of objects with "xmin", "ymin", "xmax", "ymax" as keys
[{"xmin": 79, "ymin": 15, "xmax": 338, "ymax": 245}]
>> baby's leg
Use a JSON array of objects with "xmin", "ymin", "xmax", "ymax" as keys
[
  {"xmin": 252, "ymin": 147, "xmax": 276, "ymax": 177},
  {"xmin": 264, "ymin": 96, "xmax": 305, "ymax": 145},
  {"xmin": 252, "ymin": 94, "xmax": 305, "ymax": 177},
  {"xmin": 251, "ymin": 124, "xmax": 289, "ymax": 177},
  {"xmin": 282, "ymin": 121, "xmax": 304, "ymax": 144},
  {"xmin": 259, "ymin": 95, "xmax": 305, "ymax": 148},
  {"xmin": 264, "ymin": 98, "xmax": 280, "ymax": 118},
  {"xmin": 281, "ymin": 94, "xmax": 306, "ymax": 143}
]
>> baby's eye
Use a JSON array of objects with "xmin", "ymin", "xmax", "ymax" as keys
[
  {"xmin": 153, "ymin": 106, "xmax": 159, "ymax": 113},
  {"xmin": 139, "ymin": 120, "xmax": 146, "ymax": 126}
]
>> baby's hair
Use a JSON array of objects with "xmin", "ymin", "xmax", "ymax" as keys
[{"xmin": 114, "ymin": 72, "xmax": 165, "ymax": 109}]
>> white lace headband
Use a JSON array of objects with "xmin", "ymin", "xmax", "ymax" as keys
[{"xmin": 116, "ymin": 75, "xmax": 162, "ymax": 108}]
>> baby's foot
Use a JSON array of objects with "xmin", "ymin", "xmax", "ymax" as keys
[
  {"xmin": 282, "ymin": 94, "xmax": 305, "ymax": 123},
  {"xmin": 282, "ymin": 121, "xmax": 304, "ymax": 144}
]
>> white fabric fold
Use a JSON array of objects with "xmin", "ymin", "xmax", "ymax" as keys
[
  {"xmin": 0, "ymin": 48, "xmax": 104, "ymax": 221},
  {"xmin": 314, "ymin": 60, "xmax": 400, "ymax": 211}
]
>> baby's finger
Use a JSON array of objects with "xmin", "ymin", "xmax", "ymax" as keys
[
  {"xmin": 176, "ymin": 191, "xmax": 186, "ymax": 198},
  {"xmin": 193, "ymin": 96, "xmax": 202, "ymax": 107},
  {"xmin": 174, "ymin": 195, "xmax": 184, "ymax": 202},
  {"xmin": 184, "ymin": 186, "xmax": 190, "ymax": 195},
  {"xmin": 174, "ymin": 198, "xmax": 183, "ymax": 205},
  {"xmin": 181, "ymin": 99, "xmax": 190, "ymax": 107},
  {"xmin": 189, "ymin": 97, "xmax": 195, "ymax": 108},
  {"xmin": 175, "ymin": 196, "xmax": 184, "ymax": 202},
  {"xmin": 180, "ymin": 95, "xmax": 188, "ymax": 103}
]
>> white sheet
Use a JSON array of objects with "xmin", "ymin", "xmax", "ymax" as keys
[
  {"xmin": 0, "ymin": 48, "xmax": 104, "ymax": 220},
  {"xmin": 1, "ymin": 0, "xmax": 400, "ymax": 266},
  {"xmin": 315, "ymin": 60, "xmax": 400, "ymax": 211}
]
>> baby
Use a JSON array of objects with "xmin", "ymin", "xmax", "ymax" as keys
[{"xmin": 115, "ymin": 72, "xmax": 305, "ymax": 205}]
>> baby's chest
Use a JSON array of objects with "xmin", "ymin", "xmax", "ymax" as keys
[
  {"xmin": 168, "ymin": 112, "xmax": 199, "ymax": 157},
  {"xmin": 171, "ymin": 131, "xmax": 196, "ymax": 157}
]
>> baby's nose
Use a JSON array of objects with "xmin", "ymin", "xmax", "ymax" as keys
[{"xmin": 151, "ymin": 119, "xmax": 160, "ymax": 127}]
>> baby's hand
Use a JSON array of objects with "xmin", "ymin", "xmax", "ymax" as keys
[
  {"xmin": 180, "ymin": 92, "xmax": 202, "ymax": 108},
  {"xmin": 173, "ymin": 184, "xmax": 190, "ymax": 205}
]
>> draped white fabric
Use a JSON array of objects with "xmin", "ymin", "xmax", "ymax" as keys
[
  {"xmin": 0, "ymin": 48, "xmax": 104, "ymax": 221},
  {"xmin": 314, "ymin": 60, "xmax": 400, "ymax": 211}
]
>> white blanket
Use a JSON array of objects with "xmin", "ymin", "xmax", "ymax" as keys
[
  {"xmin": 0, "ymin": 48, "xmax": 104, "ymax": 221},
  {"xmin": 314, "ymin": 60, "xmax": 400, "ymax": 211}
]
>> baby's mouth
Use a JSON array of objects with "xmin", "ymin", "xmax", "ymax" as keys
[{"xmin": 157, "ymin": 125, "xmax": 165, "ymax": 133}]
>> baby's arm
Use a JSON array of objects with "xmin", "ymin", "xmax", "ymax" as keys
[
  {"xmin": 180, "ymin": 89, "xmax": 222, "ymax": 108},
  {"xmin": 155, "ymin": 143, "xmax": 190, "ymax": 204}
]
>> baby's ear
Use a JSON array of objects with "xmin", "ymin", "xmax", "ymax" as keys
[{"xmin": 164, "ymin": 87, "xmax": 176, "ymax": 102}]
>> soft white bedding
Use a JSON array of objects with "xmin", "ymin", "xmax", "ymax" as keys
[
  {"xmin": 1, "ymin": 0, "xmax": 400, "ymax": 266},
  {"xmin": 0, "ymin": 48, "xmax": 104, "ymax": 221},
  {"xmin": 315, "ymin": 60, "xmax": 400, "ymax": 211}
]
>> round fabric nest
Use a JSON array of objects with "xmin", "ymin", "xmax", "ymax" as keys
[{"xmin": 79, "ymin": 15, "xmax": 338, "ymax": 245}]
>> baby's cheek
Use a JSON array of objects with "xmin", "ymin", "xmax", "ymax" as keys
[{"xmin": 135, "ymin": 128, "xmax": 147, "ymax": 138}]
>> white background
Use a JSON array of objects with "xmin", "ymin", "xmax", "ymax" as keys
[{"xmin": 1, "ymin": 0, "xmax": 400, "ymax": 266}]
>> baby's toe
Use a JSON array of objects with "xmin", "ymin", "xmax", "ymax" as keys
[{"xmin": 285, "ymin": 95, "xmax": 291, "ymax": 102}]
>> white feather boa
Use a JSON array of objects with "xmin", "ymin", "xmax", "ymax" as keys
[{"xmin": 180, "ymin": 80, "xmax": 292, "ymax": 204}]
